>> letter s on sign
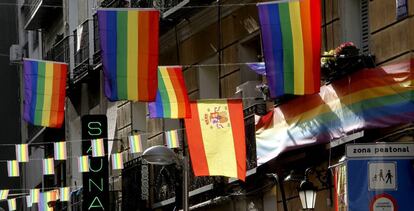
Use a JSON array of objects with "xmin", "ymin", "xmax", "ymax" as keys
[{"xmin": 88, "ymin": 122, "xmax": 102, "ymax": 136}]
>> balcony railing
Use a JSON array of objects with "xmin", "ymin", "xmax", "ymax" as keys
[
  {"xmin": 93, "ymin": 14, "xmax": 101, "ymax": 65},
  {"xmin": 73, "ymin": 20, "xmax": 91, "ymax": 81}
]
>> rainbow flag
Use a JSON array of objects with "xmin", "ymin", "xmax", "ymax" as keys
[
  {"xmin": 30, "ymin": 188, "xmax": 40, "ymax": 203},
  {"xmin": 257, "ymin": 0, "xmax": 321, "ymax": 97},
  {"xmin": 111, "ymin": 153, "xmax": 124, "ymax": 170},
  {"xmin": 0, "ymin": 190, "xmax": 9, "ymax": 200},
  {"xmin": 7, "ymin": 160, "xmax": 19, "ymax": 177},
  {"xmin": 16, "ymin": 144, "xmax": 29, "ymax": 162},
  {"xmin": 97, "ymin": 8, "xmax": 160, "ymax": 102},
  {"xmin": 54, "ymin": 142, "xmax": 67, "ymax": 160},
  {"xmin": 165, "ymin": 130, "xmax": 180, "ymax": 148},
  {"xmin": 78, "ymin": 155, "xmax": 89, "ymax": 173},
  {"xmin": 8, "ymin": 198, "xmax": 16, "ymax": 210},
  {"xmin": 42, "ymin": 158, "xmax": 54, "ymax": 175},
  {"xmin": 23, "ymin": 59, "xmax": 67, "ymax": 128},
  {"xmin": 91, "ymin": 138, "xmax": 105, "ymax": 157},
  {"xmin": 38, "ymin": 191, "xmax": 56, "ymax": 211},
  {"xmin": 59, "ymin": 187, "xmax": 70, "ymax": 202},
  {"xmin": 129, "ymin": 134, "xmax": 143, "ymax": 153},
  {"xmin": 256, "ymin": 60, "xmax": 414, "ymax": 164},
  {"xmin": 148, "ymin": 66, "xmax": 191, "ymax": 118}
]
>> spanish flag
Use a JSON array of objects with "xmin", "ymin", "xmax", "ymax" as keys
[{"xmin": 184, "ymin": 99, "xmax": 246, "ymax": 181}]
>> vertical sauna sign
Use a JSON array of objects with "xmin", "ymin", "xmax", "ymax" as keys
[{"xmin": 82, "ymin": 115, "xmax": 109, "ymax": 210}]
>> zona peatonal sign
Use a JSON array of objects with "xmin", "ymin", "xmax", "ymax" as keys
[
  {"xmin": 82, "ymin": 115, "xmax": 109, "ymax": 210},
  {"xmin": 346, "ymin": 143, "xmax": 414, "ymax": 158}
]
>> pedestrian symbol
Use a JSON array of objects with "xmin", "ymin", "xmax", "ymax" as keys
[{"xmin": 369, "ymin": 162, "xmax": 397, "ymax": 191}]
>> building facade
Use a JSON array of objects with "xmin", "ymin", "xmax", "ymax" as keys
[{"xmin": 14, "ymin": 0, "xmax": 413, "ymax": 210}]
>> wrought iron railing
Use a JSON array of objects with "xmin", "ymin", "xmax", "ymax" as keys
[
  {"xmin": 73, "ymin": 20, "xmax": 90, "ymax": 81},
  {"xmin": 93, "ymin": 14, "xmax": 101, "ymax": 65}
]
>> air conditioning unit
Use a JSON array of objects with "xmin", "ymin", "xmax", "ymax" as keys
[{"xmin": 9, "ymin": 44, "xmax": 22, "ymax": 63}]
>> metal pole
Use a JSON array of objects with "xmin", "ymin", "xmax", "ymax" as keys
[
  {"xmin": 267, "ymin": 173, "xmax": 289, "ymax": 211},
  {"xmin": 182, "ymin": 155, "xmax": 189, "ymax": 211}
]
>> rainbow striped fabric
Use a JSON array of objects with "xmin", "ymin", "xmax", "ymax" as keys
[
  {"xmin": 16, "ymin": 144, "xmax": 29, "ymax": 163},
  {"xmin": 258, "ymin": 0, "xmax": 321, "ymax": 97},
  {"xmin": 7, "ymin": 160, "xmax": 19, "ymax": 177},
  {"xmin": 97, "ymin": 9, "xmax": 160, "ymax": 102},
  {"xmin": 128, "ymin": 134, "xmax": 143, "ymax": 153},
  {"xmin": 0, "ymin": 190, "xmax": 9, "ymax": 200},
  {"xmin": 148, "ymin": 66, "xmax": 191, "ymax": 118},
  {"xmin": 59, "ymin": 187, "xmax": 70, "ymax": 202},
  {"xmin": 111, "ymin": 153, "xmax": 124, "ymax": 170},
  {"xmin": 165, "ymin": 130, "xmax": 179, "ymax": 148},
  {"xmin": 91, "ymin": 139, "xmax": 105, "ymax": 157},
  {"xmin": 23, "ymin": 59, "xmax": 67, "ymax": 128},
  {"xmin": 8, "ymin": 198, "xmax": 16, "ymax": 210},
  {"xmin": 255, "ymin": 60, "xmax": 414, "ymax": 164},
  {"xmin": 54, "ymin": 142, "xmax": 67, "ymax": 160},
  {"xmin": 78, "ymin": 155, "xmax": 89, "ymax": 173},
  {"xmin": 38, "ymin": 191, "xmax": 56, "ymax": 211},
  {"xmin": 42, "ymin": 158, "xmax": 54, "ymax": 175},
  {"xmin": 30, "ymin": 188, "xmax": 40, "ymax": 203}
]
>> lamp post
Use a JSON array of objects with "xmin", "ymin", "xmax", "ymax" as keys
[
  {"xmin": 298, "ymin": 168, "xmax": 317, "ymax": 210},
  {"xmin": 142, "ymin": 146, "xmax": 189, "ymax": 211}
]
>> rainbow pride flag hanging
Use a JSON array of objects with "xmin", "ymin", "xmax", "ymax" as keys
[
  {"xmin": 128, "ymin": 134, "xmax": 143, "ymax": 153},
  {"xmin": 23, "ymin": 59, "xmax": 67, "ymax": 128},
  {"xmin": 38, "ymin": 191, "xmax": 56, "ymax": 211},
  {"xmin": 0, "ymin": 190, "xmax": 9, "ymax": 200},
  {"xmin": 111, "ymin": 153, "xmax": 124, "ymax": 170},
  {"xmin": 16, "ymin": 144, "xmax": 29, "ymax": 163},
  {"xmin": 148, "ymin": 66, "xmax": 191, "ymax": 118},
  {"xmin": 97, "ymin": 8, "xmax": 160, "ymax": 102},
  {"xmin": 30, "ymin": 188, "xmax": 40, "ymax": 203},
  {"xmin": 257, "ymin": 0, "xmax": 321, "ymax": 97},
  {"xmin": 78, "ymin": 155, "xmax": 89, "ymax": 173},
  {"xmin": 91, "ymin": 139, "xmax": 105, "ymax": 157},
  {"xmin": 59, "ymin": 187, "xmax": 70, "ymax": 202},
  {"xmin": 8, "ymin": 198, "xmax": 16, "ymax": 211},
  {"xmin": 7, "ymin": 160, "xmax": 19, "ymax": 177},
  {"xmin": 54, "ymin": 142, "xmax": 67, "ymax": 160},
  {"xmin": 165, "ymin": 130, "xmax": 179, "ymax": 148},
  {"xmin": 42, "ymin": 158, "xmax": 54, "ymax": 175}
]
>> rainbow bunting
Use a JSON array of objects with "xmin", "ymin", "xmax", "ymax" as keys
[
  {"xmin": 165, "ymin": 130, "xmax": 179, "ymax": 148},
  {"xmin": 257, "ymin": 0, "xmax": 321, "ymax": 97},
  {"xmin": 0, "ymin": 190, "xmax": 9, "ymax": 200},
  {"xmin": 91, "ymin": 139, "xmax": 105, "ymax": 157},
  {"xmin": 78, "ymin": 155, "xmax": 89, "ymax": 173},
  {"xmin": 111, "ymin": 153, "xmax": 124, "ymax": 170},
  {"xmin": 54, "ymin": 141, "xmax": 67, "ymax": 160},
  {"xmin": 42, "ymin": 158, "xmax": 54, "ymax": 175},
  {"xmin": 26, "ymin": 195, "xmax": 33, "ymax": 208},
  {"xmin": 16, "ymin": 144, "xmax": 29, "ymax": 162},
  {"xmin": 128, "ymin": 134, "xmax": 143, "ymax": 153},
  {"xmin": 23, "ymin": 59, "xmax": 67, "ymax": 128},
  {"xmin": 30, "ymin": 188, "xmax": 40, "ymax": 203},
  {"xmin": 8, "ymin": 198, "xmax": 16, "ymax": 211},
  {"xmin": 97, "ymin": 8, "xmax": 160, "ymax": 102},
  {"xmin": 148, "ymin": 66, "xmax": 191, "ymax": 118},
  {"xmin": 7, "ymin": 160, "xmax": 19, "ymax": 177},
  {"xmin": 59, "ymin": 187, "xmax": 70, "ymax": 202}
]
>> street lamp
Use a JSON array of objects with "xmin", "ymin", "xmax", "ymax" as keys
[
  {"xmin": 142, "ymin": 146, "xmax": 189, "ymax": 211},
  {"xmin": 298, "ymin": 169, "xmax": 317, "ymax": 210}
]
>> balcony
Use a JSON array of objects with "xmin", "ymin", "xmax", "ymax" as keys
[
  {"xmin": 23, "ymin": 0, "xmax": 63, "ymax": 30},
  {"xmin": 43, "ymin": 36, "xmax": 70, "ymax": 87},
  {"xmin": 73, "ymin": 20, "xmax": 92, "ymax": 82}
]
